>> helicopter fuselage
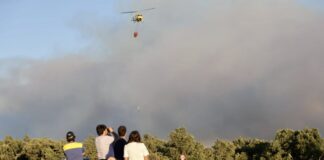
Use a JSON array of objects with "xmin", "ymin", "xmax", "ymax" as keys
[{"xmin": 133, "ymin": 14, "xmax": 143, "ymax": 23}]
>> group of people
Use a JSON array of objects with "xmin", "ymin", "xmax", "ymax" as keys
[{"xmin": 63, "ymin": 124, "xmax": 149, "ymax": 160}]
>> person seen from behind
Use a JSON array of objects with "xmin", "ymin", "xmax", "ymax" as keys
[
  {"xmin": 95, "ymin": 124, "xmax": 116, "ymax": 160},
  {"xmin": 124, "ymin": 130, "xmax": 149, "ymax": 160},
  {"xmin": 63, "ymin": 131, "xmax": 85, "ymax": 160},
  {"xmin": 113, "ymin": 125, "xmax": 127, "ymax": 160}
]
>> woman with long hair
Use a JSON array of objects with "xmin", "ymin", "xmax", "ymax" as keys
[{"xmin": 124, "ymin": 130, "xmax": 149, "ymax": 160}]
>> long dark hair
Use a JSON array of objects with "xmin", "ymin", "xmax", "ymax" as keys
[{"xmin": 128, "ymin": 130, "xmax": 141, "ymax": 143}]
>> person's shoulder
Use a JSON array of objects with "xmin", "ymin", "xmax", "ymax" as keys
[
  {"xmin": 116, "ymin": 138, "xmax": 127, "ymax": 143},
  {"xmin": 64, "ymin": 142, "xmax": 82, "ymax": 145},
  {"xmin": 95, "ymin": 136, "xmax": 102, "ymax": 141},
  {"xmin": 100, "ymin": 135, "xmax": 114, "ymax": 142},
  {"xmin": 106, "ymin": 135, "xmax": 114, "ymax": 140},
  {"xmin": 140, "ymin": 142, "xmax": 146, "ymax": 146},
  {"xmin": 139, "ymin": 142, "xmax": 148, "ymax": 148},
  {"xmin": 71, "ymin": 142, "xmax": 83, "ymax": 146},
  {"xmin": 129, "ymin": 142, "xmax": 145, "ymax": 147},
  {"xmin": 96, "ymin": 135, "xmax": 111, "ymax": 139},
  {"xmin": 75, "ymin": 142, "xmax": 83, "ymax": 147},
  {"xmin": 125, "ymin": 142, "xmax": 134, "ymax": 146},
  {"xmin": 63, "ymin": 142, "xmax": 83, "ymax": 150}
]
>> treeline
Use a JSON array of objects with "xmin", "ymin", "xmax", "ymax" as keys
[{"xmin": 0, "ymin": 128, "xmax": 323, "ymax": 160}]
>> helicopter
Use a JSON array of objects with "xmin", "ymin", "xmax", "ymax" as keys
[{"xmin": 121, "ymin": 8, "xmax": 155, "ymax": 38}]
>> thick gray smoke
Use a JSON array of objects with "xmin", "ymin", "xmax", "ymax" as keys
[{"xmin": 0, "ymin": 0, "xmax": 324, "ymax": 143}]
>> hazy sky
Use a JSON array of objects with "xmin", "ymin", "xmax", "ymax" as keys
[{"xmin": 1, "ymin": 0, "xmax": 324, "ymax": 143}]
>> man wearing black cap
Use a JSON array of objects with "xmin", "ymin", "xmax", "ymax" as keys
[{"xmin": 63, "ymin": 131, "xmax": 85, "ymax": 160}]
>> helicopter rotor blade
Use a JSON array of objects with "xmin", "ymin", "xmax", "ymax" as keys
[
  {"xmin": 120, "ymin": 11, "xmax": 138, "ymax": 14},
  {"xmin": 140, "ymin": 8, "xmax": 155, "ymax": 12},
  {"xmin": 121, "ymin": 8, "xmax": 155, "ymax": 14}
]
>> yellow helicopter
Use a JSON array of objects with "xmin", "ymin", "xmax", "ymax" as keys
[
  {"xmin": 121, "ymin": 8, "xmax": 155, "ymax": 38},
  {"xmin": 132, "ymin": 14, "xmax": 144, "ymax": 23},
  {"xmin": 121, "ymin": 8, "xmax": 155, "ymax": 23}
]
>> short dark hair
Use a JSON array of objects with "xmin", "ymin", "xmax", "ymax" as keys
[
  {"xmin": 96, "ymin": 124, "xmax": 107, "ymax": 136},
  {"xmin": 66, "ymin": 131, "xmax": 75, "ymax": 142},
  {"xmin": 128, "ymin": 130, "xmax": 141, "ymax": 143},
  {"xmin": 118, "ymin": 126, "xmax": 127, "ymax": 136}
]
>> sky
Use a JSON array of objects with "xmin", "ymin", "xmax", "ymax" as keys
[{"xmin": 0, "ymin": 0, "xmax": 324, "ymax": 143}]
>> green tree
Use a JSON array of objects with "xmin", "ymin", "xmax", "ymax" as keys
[
  {"xmin": 203, "ymin": 147, "xmax": 215, "ymax": 160},
  {"xmin": 234, "ymin": 152, "xmax": 248, "ymax": 160},
  {"xmin": 274, "ymin": 128, "xmax": 323, "ymax": 160},
  {"xmin": 233, "ymin": 137, "xmax": 274, "ymax": 160},
  {"xmin": 83, "ymin": 135, "xmax": 97, "ymax": 160},
  {"xmin": 267, "ymin": 140, "xmax": 293, "ymax": 160},
  {"xmin": 0, "ymin": 127, "xmax": 323, "ymax": 160},
  {"xmin": 165, "ymin": 128, "xmax": 208, "ymax": 159},
  {"xmin": 143, "ymin": 134, "xmax": 169, "ymax": 160},
  {"xmin": 212, "ymin": 139, "xmax": 236, "ymax": 160},
  {"xmin": 21, "ymin": 138, "xmax": 64, "ymax": 159},
  {"xmin": 0, "ymin": 136, "xmax": 24, "ymax": 160}
]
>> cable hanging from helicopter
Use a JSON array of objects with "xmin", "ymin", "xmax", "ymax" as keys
[{"xmin": 121, "ymin": 8, "xmax": 155, "ymax": 38}]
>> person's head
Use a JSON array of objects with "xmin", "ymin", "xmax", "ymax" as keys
[
  {"xmin": 66, "ymin": 131, "xmax": 76, "ymax": 142},
  {"xmin": 118, "ymin": 125, "xmax": 127, "ymax": 137},
  {"xmin": 180, "ymin": 154, "xmax": 186, "ymax": 160},
  {"xmin": 128, "ymin": 130, "xmax": 141, "ymax": 143},
  {"xmin": 96, "ymin": 124, "xmax": 107, "ymax": 136}
]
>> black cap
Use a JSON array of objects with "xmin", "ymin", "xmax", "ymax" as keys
[{"xmin": 66, "ymin": 131, "xmax": 75, "ymax": 141}]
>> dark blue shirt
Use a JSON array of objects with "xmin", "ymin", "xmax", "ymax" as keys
[{"xmin": 113, "ymin": 138, "xmax": 127, "ymax": 160}]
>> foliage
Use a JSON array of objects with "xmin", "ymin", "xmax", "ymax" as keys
[
  {"xmin": 164, "ymin": 128, "xmax": 209, "ymax": 159},
  {"xmin": 0, "ymin": 128, "xmax": 323, "ymax": 160},
  {"xmin": 274, "ymin": 128, "xmax": 323, "ymax": 160},
  {"xmin": 212, "ymin": 139, "xmax": 236, "ymax": 159},
  {"xmin": 83, "ymin": 135, "xmax": 97, "ymax": 160},
  {"xmin": 0, "ymin": 136, "xmax": 22, "ymax": 160},
  {"xmin": 20, "ymin": 138, "xmax": 64, "ymax": 160},
  {"xmin": 143, "ymin": 134, "xmax": 169, "ymax": 160}
]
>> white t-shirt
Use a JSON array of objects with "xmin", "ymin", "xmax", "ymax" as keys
[
  {"xmin": 95, "ymin": 135, "xmax": 114, "ymax": 159},
  {"xmin": 124, "ymin": 142, "xmax": 149, "ymax": 160}
]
